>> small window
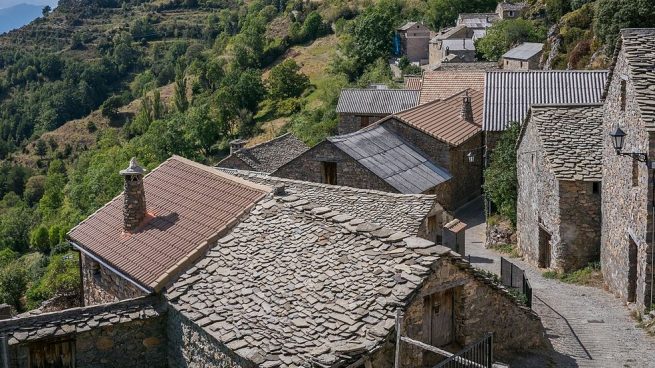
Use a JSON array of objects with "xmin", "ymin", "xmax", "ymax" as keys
[
  {"xmin": 592, "ymin": 182, "xmax": 601, "ymax": 194},
  {"xmin": 322, "ymin": 162, "xmax": 337, "ymax": 185},
  {"xmin": 509, "ymin": 11, "xmax": 514, "ymax": 17},
  {"xmin": 520, "ymin": 61, "xmax": 524, "ymax": 68},
  {"xmin": 359, "ymin": 115, "xmax": 370, "ymax": 128},
  {"xmin": 632, "ymin": 160, "xmax": 639, "ymax": 187},
  {"xmin": 531, "ymin": 153, "xmax": 536, "ymax": 167},
  {"xmin": 620, "ymin": 79, "xmax": 627, "ymax": 111},
  {"xmin": 88, "ymin": 259, "xmax": 101, "ymax": 278}
]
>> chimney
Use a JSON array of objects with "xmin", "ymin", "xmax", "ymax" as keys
[
  {"xmin": 230, "ymin": 139, "xmax": 246, "ymax": 155},
  {"xmin": 120, "ymin": 158, "xmax": 147, "ymax": 233},
  {"xmin": 461, "ymin": 92, "xmax": 474, "ymax": 123}
]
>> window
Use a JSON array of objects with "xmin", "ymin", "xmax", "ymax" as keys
[
  {"xmin": 592, "ymin": 182, "xmax": 601, "ymax": 194},
  {"xmin": 520, "ymin": 61, "xmax": 524, "ymax": 68},
  {"xmin": 88, "ymin": 259, "xmax": 101, "ymax": 278},
  {"xmin": 620, "ymin": 79, "xmax": 627, "ymax": 111},
  {"xmin": 359, "ymin": 115, "xmax": 370, "ymax": 128},
  {"xmin": 632, "ymin": 160, "xmax": 639, "ymax": 187},
  {"xmin": 509, "ymin": 11, "xmax": 514, "ymax": 17},
  {"xmin": 531, "ymin": 153, "xmax": 536, "ymax": 167},
  {"xmin": 322, "ymin": 162, "xmax": 337, "ymax": 185}
]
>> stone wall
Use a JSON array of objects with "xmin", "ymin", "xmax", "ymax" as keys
[
  {"xmin": 216, "ymin": 155, "xmax": 253, "ymax": 171},
  {"xmin": 388, "ymin": 257, "xmax": 546, "ymax": 367},
  {"xmin": 502, "ymin": 55, "xmax": 540, "ymax": 70},
  {"xmin": 601, "ymin": 47, "xmax": 653, "ymax": 308},
  {"xmin": 558, "ymin": 181, "xmax": 601, "ymax": 270},
  {"xmin": 81, "ymin": 254, "xmax": 146, "ymax": 306},
  {"xmin": 3, "ymin": 296, "xmax": 167, "ymax": 368},
  {"xmin": 337, "ymin": 113, "xmax": 385, "ymax": 135},
  {"xmin": 273, "ymin": 140, "xmax": 397, "ymax": 192},
  {"xmin": 401, "ymin": 32, "xmax": 430, "ymax": 63},
  {"xmin": 167, "ymin": 308, "xmax": 251, "ymax": 368}
]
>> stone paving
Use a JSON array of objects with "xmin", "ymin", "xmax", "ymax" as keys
[{"xmin": 456, "ymin": 197, "xmax": 655, "ymax": 368}]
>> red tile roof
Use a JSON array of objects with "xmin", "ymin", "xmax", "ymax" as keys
[
  {"xmin": 386, "ymin": 89, "xmax": 482, "ymax": 146},
  {"xmin": 404, "ymin": 75, "xmax": 423, "ymax": 90},
  {"xmin": 418, "ymin": 71, "xmax": 485, "ymax": 104},
  {"xmin": 67, "ymin": 155, "xmax": 270, "ymax": 291}
]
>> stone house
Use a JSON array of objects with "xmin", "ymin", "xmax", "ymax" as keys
[
  {"xmin": 600, "ymin": 29, "xmax": 655, "ymax": 308},
  {"xmin": 516, "ymin": 104, "xmax": 603, "ymax": 272},
  {"xmin": 335, "ymin": 88, "xmax": 419, "ymax": 134},
  {"xmin": 456, "ymin": 13, "xmax": 499, "ymax": 39},
  {"xmin": 428, "ymin": 25, "xmax": 476, "ymax": 66},
  {"xmin": 216, "ymin": 133, "xmax": 309, "ymax": 173},
  {"xmin": 396, "ymin": 22, "xmax": 432, "ymax": 64},
  {"xmin": 1, "ymin": 156, "xmax": 548, "ymax": 367},
  {"xmin": 483, "ymin": 70, "xmax": 608, "ymax": 158},
  {"xmin": 431, "ymin": 62, "xmax": 499, "ymax": 72},
  {"xmin": 380, "ymin": 89, "xmax": 485, "ymax": 210},
  {"xmin": 495, "ymin": 1, "xmax": 527, "ymax": 19},
  {"xmin": 67, "ymin": 155, "xmax": 270, "ymax": 305},
  {"xmin": 418, "ymin": 70, "xmax": 485, "ymax": 104},
  {"xmin": 273, "ymin": 124, "xmax": 453, "ymax": 196},
  {"xmin": 502, "ymin": 42, "xmax": 543, "ymax": 70}
]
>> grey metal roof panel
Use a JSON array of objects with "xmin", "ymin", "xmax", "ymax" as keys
[
  {"xmin": 502, "ymin": 42, "xmax": 544, "ymax": 60},
  {"xmin": 442, "ymin": 39, "xmax": 475, "ymax": 51},
  {"xmin": 328, "ymin": 125, "xmax": 452, "ymax": 193},
  {"xmin": 483, "ymin": 70, "xmax": 608, "ymax": 131},
  {"xmin": 335, "ymin": 89, "xmax": 420, "ymax": 114}
]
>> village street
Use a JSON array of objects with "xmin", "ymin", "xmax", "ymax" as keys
[{"xmin": 456, "ymin": 198, "xmax": 655, "ymax": 368}]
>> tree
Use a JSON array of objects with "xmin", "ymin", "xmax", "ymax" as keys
[
  {"xmin": 42, "ymin": 5, "xmax": 51, "ymax": 17},
  {"xmin": 476, "ymin": 19, "xmax": 548, "ymax": 61},
  {"xmin": 35, "ymin": 139, "xmax": 47, "ymax": 158},
  {"xmin": 23, "ymin": 175, "xmax": 46, "ymax": 205},
  {"xmin": 595, "ymin": 0, "xmax": 655, "ymax": 50},
  {"xmin": 173, "ymin": 77, "xmax": 189, "ymax": 113},
  {"xmin": 100, "ymin": 95, "xmax": 122, "ymax": 119},
  {"xmin": 184, "ymin": 104, "xmax": 219, "ymax": 157},
  {"xmin": 350, "ymin": 8, "xmax": 395, "ymax": 71},
  {"xmin": 0, "ymin": 261, "xmax": 27, "ymax": 310},
  {"xmin": 302, "ymin": 12, "xmax": 324, "ymax": 41},
  {"xmin": 483, "ymin": 121, "xmax": 520, "ymax": 224},
  {"xmin": 267, "ymin": 60, "xmax": 310, "ymax": 100},
  {"xmin": 30, "ymin": 226, "xmax": 50, "ymax": 253},
  {"xmin": 427, "ymin": 0, "xmax": 497, "ymax": 30}
]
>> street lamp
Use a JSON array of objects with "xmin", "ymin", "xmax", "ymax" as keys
[{"xmin": 609, "ymin": 126, "xmax": 648, "ymax": 162}]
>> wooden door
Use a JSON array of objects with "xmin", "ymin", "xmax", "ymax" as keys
[
  {"xmin": 322, "ymin": 162, "xmax": 337, "ymax": 185},
  {"xmin": 628, "ymin": 238, "xmax": 638, "ymax": 303},
  {"xmin": 430, "ymin": 289, "xmax": 453, "ymax": 346},
  {"xmin": 29, "ymin": 339, "xmax": 75, "ymax": 368},
  {"xmin": 538, "ymin": 226, "xmax": 551, "ymax": 268}
]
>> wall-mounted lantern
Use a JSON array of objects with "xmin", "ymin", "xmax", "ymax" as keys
[{"xmin": 609, "ymin": 126, "xmax": 648, "ymax": 162}]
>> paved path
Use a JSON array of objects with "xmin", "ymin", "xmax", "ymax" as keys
[{"xmin": 455, "ymin": 197, "xmax": 655, "ymax": 368}]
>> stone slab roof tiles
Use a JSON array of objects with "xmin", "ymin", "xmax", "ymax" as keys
[
  {"xmin": 613, "ymin": 29, "xmax": 655, "ymax": 131},
  {"xmin": 217, "ymin": 133, "xmax": 309, "ymax": 173},
  {"xmin": 503, "ymin": 42, "xmax": 544, "ymax": 60},
  {"xmin": 217, "ymin": 169, "xmax": 439, "ymax": 235},
  {"xmin": 328, "ymin": 125, "xmax": 452, "ymax": 193},
  {"xmin": 419, "ymin": 71, "xmax": 485, "ymax": 104},
  {"xmin": 432, "ymin": 62, "xmax": 498, "ymax": 71},
  {"xmin": 457, "ymin": 13, "xmax": 498, "ymax": 29},
  {"xmin": 67, "ymin": 155, "xmax": 270, "ymax": 291},
  {"xmin": 387, "ymin": 89, "xmax": 482, "ymax": 146},
  {"xmin": 497, "ymin": 1, "xmax": 527, "ymax": 11},
  {"xmin": 483, "ymin": 70, "xmax": 609, "ymax": 131},
  {"xmin": 167, "ymin": 194, "xmax": 453, "ymax": 368},
  {"xmin": 335, "ymin": 88, "xmax": 419, "ymax": 115},
  {"xmin": 521, "ymin": 104, "xmax": 604, "ymax": 181}
]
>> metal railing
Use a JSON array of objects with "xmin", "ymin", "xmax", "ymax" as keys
[
  {"xmin": 432, "ymin": 333, "xmax": 493, "ymax": 368},
  {"xmin": 500, "ymin": 257, "xmax": 532, "ymax": 308}
]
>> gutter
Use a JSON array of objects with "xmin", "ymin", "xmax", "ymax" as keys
[{"xmin": 69, "ymin": 241, "xmax": 152, "ymax": 295}]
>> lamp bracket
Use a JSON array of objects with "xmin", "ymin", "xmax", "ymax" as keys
[{"xmin": 619, "ymin": 151, "xmax": 649, "ymax": 163}]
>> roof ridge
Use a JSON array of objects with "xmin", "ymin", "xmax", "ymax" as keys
[
  {"xmin": 171, "ymin": 155, "xmax": 271, "ymax": 193},
  {"xmin": 530, "ymin": 103, "xmax": 605, "ymax": 108}
]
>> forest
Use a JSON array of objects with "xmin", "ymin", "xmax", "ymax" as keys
[{"xmin": 0, "ymin": 0, "xmax": 653, "ymax": 313}]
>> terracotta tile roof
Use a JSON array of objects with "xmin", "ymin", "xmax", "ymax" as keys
[
  {"xmin": 389, "ymin": 89, "xmax": 482, "ymax": 146},
  {"xmin": 67, "ymin": 156, "xmax": 270, "ymax": 291},
  {"xmin": 217, "ymin": 133, "xmax": 309, "ymax": 173},
  {"xmin": 404, "ymin": 75, "xmax": 422, "ymax": 90},
  {"xmin": 418, "ymin": 71, "xmax": 485, "ymax": 104},
  {"xmin": 168, "ymin": 192, "xmax": 455, "ymax": 367},
  {"xmin": 519, "ymin": 104, "xmax": 604, "ymax": 181},
  {"xmin": 218, "ymin": 169, "xmax": 440, "ymax": 235}
]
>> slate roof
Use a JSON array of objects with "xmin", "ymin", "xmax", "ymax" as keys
[
  {"xmin": 457, "ymin": 13, "xmax": 499, "ymax": 29},
  {"xmin": 503, "ymin": 42, "xmax": 543, "ymax": 60},
  {"xmin": 419, "ymin": 70, "xmax": 485, "ymax": 104},
  {"xmin": 520, "ymin": 104, "xmax": 604, "ymax": 181},
  {"xmin": 442, "ymin": 38, "xmax": 475, "ymax": 51},
  {"xmin": 387, "ymin": 89, "xmax": 483, "ymax": 146},
  {"xmin": 67, "ymin": 156, "xmax": 270, "ymax": 291},
  {"xmin": 328, "ymin": 125, "xmax": 452, "ymax": 193},
  {"xmin": 432, "ymin": 62, "xmax": 498, "ymax": 71},
  {"xmin": 432, "ymin": 25, "xmax": 468, "ymax": 41},
  {"xmin": 397, "ymin": 21, "xmax": 427, "ymax": 31},
  {"xmin": 483, "ymin": 70, "xmax": 608, "ymax": 131},
  {"xmin": 404, "ymin": 75, "xmax": 422, "ymax": 90},
  {"xmin": 167, "ymin": 193, "xmax": 455, "ymax": 368},
  {"xmin": 497, "ymin": 1, "xmax": 527, "ymax": 11},
  {"xmin": 611, "ymin": 29, "xmax": 655, "ymax": 131},
  {"xmin": 217, "ymin": 133, "xmax": 309, "ymax": 173},
  {"xmin": 218, "ymin": 169, "xmax": 439, "ymax": 235},
  {"xmin": 335, "ymin": 89, "xmax": 420, "ymax": 115}
]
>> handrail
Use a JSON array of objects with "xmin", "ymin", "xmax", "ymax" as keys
[
  {"xmin": 432, "ymin": 333, "xmax": 493, "ymax": 368},
  {"xmin": 401, "ymin": 336, "xmax": 487, "ymax": 368}
]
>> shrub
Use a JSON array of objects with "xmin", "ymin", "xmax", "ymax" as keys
[
  {"xmin": 483, "ymin": 121, "xmax": 520, "ymax": 224},
  {"xmin": 0, "ymin": 261, "xmax": 28, "ymax": 310},
  {"xmin": 26, "ymin": 252, "xmax": 81, "ymax": 309},
  {"xmin": 476, "ymin": 19, "xmax": 548, "ymax": 61},
  {"xmin": 30, "ymin": 225, "xmax": 51, "ymax": 253}
]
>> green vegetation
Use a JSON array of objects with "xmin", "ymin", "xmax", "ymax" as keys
[
  {"xmin": 542, "ymin": 262, "xmax": 603, "ymax": 287},
  {"xmin": 490, "ymin": 243, "xmax": 520, "ymax": 258},
  {"xmin": 426, "ymin": 0, "xmax": 497, "ymax": 30},
  {"xmin": 476, "ymin": 19, "xmax": 548, "ymax": 61},
  {"xmin": 484, "ymin": 121, "xmax": 520, "ymax": 225}
]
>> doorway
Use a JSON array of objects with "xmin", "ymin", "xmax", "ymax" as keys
[
  {"xmin": 29, "ymin": 339, "xmax": 75, "ymax": 368},
  {"xmin": 628, "ymin": 237, "xmax": 638, "ymax": 303},
  {"xmin": 538, "ymin": 225, "xmax": 552, "ymax": 268},
  {"xmin": 321, "ymin": 161, "xmax": 337, "ymax": 185},
  {"xmin": 429, "ymin": 289, "xmax": 454, "ymax": 346}
]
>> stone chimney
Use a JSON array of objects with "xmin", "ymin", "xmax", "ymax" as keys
[
  {"xmin": 461, "ymin": 92, "xmax": 474, "ymax": 123},
  {"xmin": 120, "ymin": 158, "xmax": 147, "ymax": 233},
  {"xmin": 230, "ymin": 139, "xmax": 246, "ymax": 155}
]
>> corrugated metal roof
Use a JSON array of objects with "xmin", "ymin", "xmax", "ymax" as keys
[
  {"xmin": 328, "ymin": 125, "xmax": 452, "ymax": 193},
  {"xmin": 419, "ymin": 70, "xmax": 485, "ymax": 104},
  {"xmin": 335, "ymin": 89, "xmax": 420, "ymax": 115},
  {"xmin": 483, "ymin": 70, "xmax": 608, "ymax": 131},
  {"xmin": 502, "ymin": 42, "xmax": 543, "ymax": 60}
]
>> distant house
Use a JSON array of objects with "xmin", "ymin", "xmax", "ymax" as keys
[
  {"xmin": 335, "ymin": 88, "xmax": 419, "ymax": 134},
  {"xmin": 404, "ymin": 75, "xmax": 423, "ymax": 89},
  {"xmin": 483, "ymin": 70, "xmax": 608, "ymax": 153},
  {"xmin": 396, "ymin": 21, "xmax": 432, "ymax": 64},
  {"xmin": 419, "ymin": 70, "xmax": 485, "ymax": 104},
  {"xmin": 456, "ymin": 13, "xmax": 499, "ymax": 39},
  {"xmin": 217, "ymin": 133, "xmax": 309, "ymax": 173},
  {"xmin": 496, "ymin": 1, "xmax": 528, "ymax": 19},
  {"xmin": 516, "ymin": 104, "xmax": 603, "ymax": 272},
  {"xmin": 429, "ymin": 25, "xmax": 476, "ymax": 66},
  {"xmin": 432, "ymin": 62, "xmax": 499, "ymax": 71},
  {"xmin": 502, "ymin": 42, "xmax": 543, "ymax": 70}
]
